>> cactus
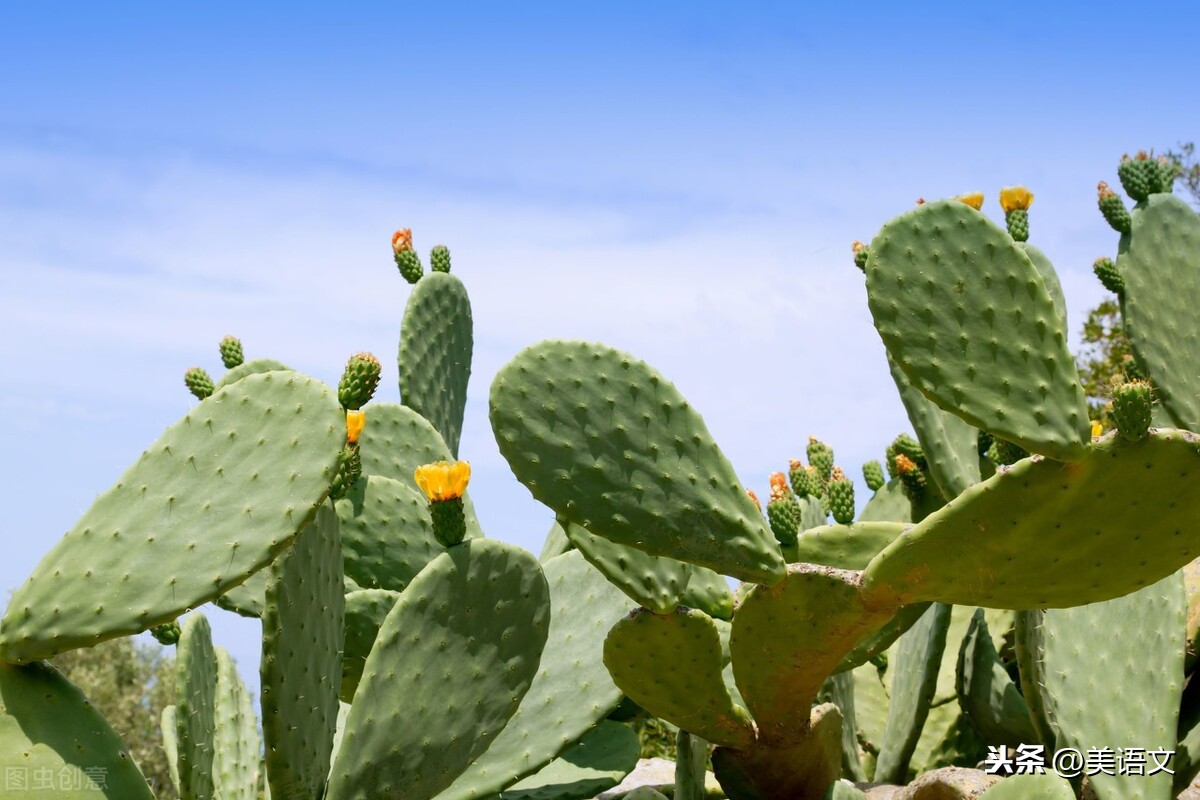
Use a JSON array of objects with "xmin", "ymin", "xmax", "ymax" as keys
[
  {"xmin": 827, "ymin": 467, "xmax": 854, "ymax": 525},
  {"xmin": 175, "ymin": 613, "xmax": 217, "ymax": 800},
  {"xmin": 862, "ymin": 459, "xmax": 885, "ymax": 492},
  {"xmin": 337, "ymin": 351, "xmax": 381, "ymax": 410},
  {"xmin": 399, "ymin": 271, "xmax": 473, "ymax": 456},
  {"xmin": 497, "ymin": 721, "xmax": 641, "ymax": 800},
  {"xmin": 183, "ymin": 365, "xmax": 215, "ymax": 399},
  {"xmin": 430, "ymin": 243, "xmax": 452, "ymax": 273},
  {"xmin": 393, "ymin": 227, "xmax": 424, "ymax": 283},
  {"xmin": 0, "ymin": 371, "xmax": 344, "ymax": 663}
]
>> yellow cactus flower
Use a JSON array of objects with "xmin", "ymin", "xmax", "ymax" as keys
[
  {"xmin": 999, "ymin": 186, "xmax": 1034, "ymax": 213},
  {"xmin": 851, "ymin": 241, "xmax": 867, "ymax": 256},
  {"xmin": 1091, "ymin": 420, "xmax": 1104, "ymax": 438},
  {"xmin": 747, "ymin": 490, "xmax": 761, "ymax": 512},
  {"xmin": 346, "ymin": 409, "xmax": 366, "ymax": 444},
  {"xmin": 956, "ymin": 192, "xmax": 985, "ymax": 210},
  {"xmin": 392, "ymin": 228, "xmax": 414, "ymax": 255},
  {"xmin": 414, "ymin": 460, "xmax": 471, "ymax": 502}
]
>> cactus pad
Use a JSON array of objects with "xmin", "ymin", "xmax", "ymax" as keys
[
  {"xmin": 175, "ymin": 613, "xmax": 217, "ymax": 800},
  {"xmin": 340, "ymin": 588, "xmax": 400, "ymax": 702},
  {"xmin": 0, "ymin": 371, "xmax": 344, "ymax": 663},
  {"xmin": 216, "ymin": 358, "xmax": 290, "ymax": 388},
  {"xmin": 399, "ymin": 272, "xmax": 473, "ymax": 456},
  {"xmin": 260, "ymin": 503, "xmax": 343, "ymax": 800},
  {"xmin": 336, "ymin": 474, "xmax": 445, "ymax": 592},
  {"xmin": 0, "ymin": 661, "xmax": 156, "ymax": 799},
  {"xmin": 790, "ymin": 522, "xmax": 909, "ymax": 570},
  {"xmin": 604, "ymin": 607, "xmax": 755, "ymax": 748},
  {"xmin": 326, "ymin": 539, "xmax": 550, "ymax": 800},
  {"xmin": 862, "ymin": 429, "xmax": 1200, "ymax": 610},
  {"xmin": 1116, "ymin": 193, "xmax": 1200, "ymax": 430},
  {"xmin": 559, "ymin": 517, "xmax": 691, "ymax": 614},
  {"xmin": 497, "ymin": 721, "xmax": 641, "ymax": 800},
  {"xmin": 438, "ymin": 550, "xmax": 635, "ymax": 800},
  {"xmin": 954, "ymin": 609, "xmax": 1036, "ymax": 748},
  {"xmin": 490, "ymin": 340, "xmax": 785, "ymax": 584},
  {"xmin": 213, "ymin": 647, "xmax": 261, "ymax": 800},
  {"xmin": 866, "ymin": 200, "xmax": 1090, "ymax": 460}
]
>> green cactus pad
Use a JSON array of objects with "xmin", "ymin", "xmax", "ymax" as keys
[
  {"xmin": 326, "ymin": 538, "xmax": 551, "ymax": 800},
  {"xmin": 955, "ymin": 610, "xmax": 1035, "ymax": 748},
  {"xmin": 0, "ymin": 661, "xmax": 156, "ymax": 799},
  {"xmin": 214, "ymin": 570, "xmax": 269, "ymax": 618},
  {"xmin": 538, "ymin": 519, "xmax": 574, "ymax": 562},
  {"xmin": 437, "ymin": 550, "xmax": 635, "ymax": 800},
  {"xmin": 1032, "ymin": 573, "xmax": 1184, "ymax": 800},
  {"xmin": 162, "ymin": 704, "xmax": 181, "ymax": 797},
  {"xmin": 1012, "ymin": 610, "xmax": 1056, "ymax": 750},
  {"xmin": 791, "ymin": 523, "xmax": 908, "ymax": 570},
  {"xmin": 675, "ymin": 729, "xmax": 711, "ymax": 800},
  {"xmin": 355, "ymin": 401, "xmax": 483, "ymax": 536},
  {"xmin": 978, "ymin": 774, "xmax": 1076, "ymax": 799},
  {"xmin": 858, "ymin": 479, "xmax": 913, "ymax": 523},
  {"xmin": 497, "ymin": 721, "xmax": 641, "ymax": 800},
  {"xmin": 398, "ymin": 272, "xmax": 473, "ymax": 456},
  {"xmin": 1019, "ymin": 243, "xmax": 1067, "ymax": 328},
  {"xmin": 817, "ymin": 671, "xmax": 866, "ymax": 782},
  {"xmin": 336, "ymin": 474, "xmax": 444, "ymax": 592},
  {"xmin": 605, "ymin": 607, "xmax": 755, "ymax": 748},
  {"xmin": 1116, "ymin": 194, "xmax": 1200, "ymax": 429},
  {"xmin": 490, "ymin": 340, "xmax": 785, "ymax": 585},
  {"xmin": 216, "ymin": 358, "xmax": 291, "ymax": 388},
  {"xmin": 175, "ymin": 613, "xmax": 217, "ymax": 800},
  {"xmin": 731, "ymin": 564, "xmax": 893, "ymax": 745},
  {"xmin": 0, "ymin": 371, "xmax": 344, "ymax": 663},
  {"xmin": 213, "ymin": 648, "xmax": 261, "ymax": 800},
  {"xmin": 260, "ymin": 503, "xmax": 343, "ymax": 800},
  {"xmin": 861, "ymin": 429, "xmax": 1200, "ymax": 610},
  {"xmin": 711, "ymin": 703, "xmax": 843, "ymax": 800},
  {"xmin": 563, "ymin": 516, "xmax": 736, "ymax": 619},
  {"xmin": 560, "ymin": 517, "xmax": 690, "ymax": 613},
  {"xmin": 873, "ymin": 603, "xmax": 951, "ymax": 783},
  {"xmin": 836, "ymin": 601, "xmax": 933, "ymax": 675},
  {"xmin": 866, "ymin": 200, "xmax": 1090, "ymax": 461},
  {"xmin": 886, "ymin": 355, "xmax": 981, "ymax": 500},
  {"xmin": 340, "ymin": 588, "xmax": 400, "ymax": 702}
]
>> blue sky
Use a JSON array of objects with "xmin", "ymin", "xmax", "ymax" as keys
[{"xmin": 3, "ymin": 2, "xmax": 1199, "ymax": 699}]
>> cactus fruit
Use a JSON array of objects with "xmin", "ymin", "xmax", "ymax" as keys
[
  {"xmin": 766, "ymin": 472, "xmax": 803, "ymax": 546},
  {"xmin": 1097, "ymin": 181, "xmax": 1132, "ymax": 232},
  {"xmin": 184, "ymin": 366, "xmax": 215, "ymax": 399},
  {"xmin": 219, "ymin": 335, "xmax": 244, "ymax": 369},
  {"xmin": 862, "ymin": 460, "xmax": 885, "ymax": 492},
  {"xmin": 430, "ymin": 243, "xmax": 452, "ymax": 273},
  {"xmin": 338, "ymin": 352, "xmax": 381, "ymax": 410},
  {"xmin": 789, "ymin": 458, "xmax": 813, "ymax": 497},
  {"xmin": 1111, "ymin": 379, "xmax": 1154, "ymax": 440},
  {"xmin": 392, "ymin": 227, "xmax": 424, "ymax": 283},
  {"xmin": 998, "ymin": 185, "xmax": 1033, "ymax": 242},
  {"xmin": 1092, "ymin": 256, "xmax": 1124, "ymax": 296},
  {"xmin": 329, "ymin": 443, "xmax": 362, "ymax": 501},
  {"xmin": 1117, "ymin": 151, "xmax": 1155, "ymax": 201},
  {"xmin": 828, "ymin": 467, "xmax": 855, "ymax": 524},
  {"xmin": 894, "ymin": 453, "xmax": 927, "ymax": 503},
  {"xmin": 852, "ymin": 240, "xmax": 870, "ymax": 272},
  {"xmin": 807, "ymin": 436, "xmax": 834, "ymax": 484},
  {"xmin": 151, "ymin": 619, "xmax": 182, "ymax": 646}
]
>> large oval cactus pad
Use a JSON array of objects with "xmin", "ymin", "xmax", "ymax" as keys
[
  {"xmin": 326, "ymin": 539, "xmax": 551, "ymax": 800},
  {"xmin": 862, "ymin": 429, "xmax": 1200, "ymax": 609},
  {"xmin": 498, "ymin": 721, "xmax": 641, "ymax": 800},
  {"xmin": 1118, "ymin": 194, "xmax": 1200, "ymax": 430},
  {"xmin": 0, "ymin": 661, "xmax": 156, "ymax": 799},
  {"xmin": 336, "ymin": 475, "xmax": 443, "ymax": 592},
  {"xmin": 866, "ymin": 200, "xmax": 1090, "ymax": 461},
  {"xmin": 437, "ymin": 551, "xmax": 635, "ymax": 800},
  {"xmin": 175, "ymin": 613, "xmax": 217, "ymax": 800},
  {"xmin": 490, "ymin": 340, "xmax": 785, "ymax": 585},
  {"xmin": 213, "ymin": 648, "xmax": 261, "ymax": 800},
  {"xmin": 0, "ymin": 371, "xmax": 344, "ymax": 663},
  {"xmin": 399, "ymin": 272, "xmax": 473, "ymax": 457},
  {"xmin": 605, "ymin": 607, "xmax": 755, "ymax": 749}
]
